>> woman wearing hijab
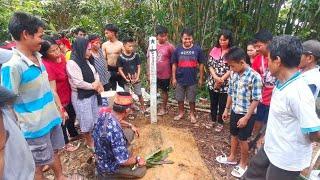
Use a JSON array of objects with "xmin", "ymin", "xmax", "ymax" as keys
[{"xmin": 66, "ymin": 37, "xmax": 104, "ymax": 149}]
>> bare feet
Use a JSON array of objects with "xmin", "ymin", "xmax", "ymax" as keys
[
  {"xmin": 174, "ymin": 114, "xmax": 184, "ymax": 121},
  {"xmin": 64, "ymin": 143, "xmax": 80, "ymax": 152},
  {"xmin": 190, "ymin": 114, "xmax": 197, "ymax": 123}
]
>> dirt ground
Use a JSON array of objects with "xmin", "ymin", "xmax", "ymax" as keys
[{"xmin": 44, "ymin": 103, "xmax": 320, "ymax": 180}]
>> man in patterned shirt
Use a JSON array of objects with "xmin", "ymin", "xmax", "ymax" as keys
[
  {"xmin": 93, "ymin": 92, "xmax": 147, "ymax": 179},
  {"xmin": 216, "ymin": 47, "xmax": 262, "ymax": 178}
]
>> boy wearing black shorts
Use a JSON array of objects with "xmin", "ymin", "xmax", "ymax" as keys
[{"xmin": 216, "ymin": 47, "xmax": 262, "ymax": 178}]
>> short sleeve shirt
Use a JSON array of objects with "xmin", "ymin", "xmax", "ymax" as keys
[
  {"xmin": 264, "ymin": 72, "xmax": 320, "ymax": 171},
  {"xmin": 93, "ymin": 112, "xmax": 129, "ymax": 174},
  {"xmin": 301, "ymin": 66, "xmax": 320, "ymax": 99},
  {"xmin": 117, "ymin": 53, "xmax": 141, "ymax": 76},
  {"xmin": 252, "ymin": 54, "xmax": 276, "ymax": 105},
  {"xmin": 171, "ymin": 44, "xmax": 206, "ymax": 86},
  {"xmin": 42, "ymin": 55, "xmax": 71, "ymax": 106},
  {"xmin": 228, "ymin": 67, "xmax": 262, "ymax": 114},
  {"xmin": 207, "ymin": 47, "xmax": 230, "ymax": 92}
]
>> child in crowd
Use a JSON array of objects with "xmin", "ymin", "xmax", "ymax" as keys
[
  {"xmin": 118, "ymin": 37, "xmax": 146, "ymax": 113},
  {"xmin": 299, "ymin": 39, "xmax": 320, "ymax": 98},
  {"xmin": 216, "ymin": 47, "xmax": 262, "ymax": 178},
  {"xmin": 207, "ymin": 29, "xmax": 232, "ymax": 132},
  {"xmin": 251, "ymin": 30, "xmax": 275, "ymax": 150},
  {"xmin": 246, "ymin": 40, "xmax": 257, "ymax": 66},
  {"xmin": 171, "ymin": 27, "xmax": 205, "ymax": 123},
  {"xmin": 147, "ymin": 25, "xmax": 175, "ymax": 116}
]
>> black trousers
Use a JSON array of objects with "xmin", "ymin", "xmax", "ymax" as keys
[
  {"xmin": 108, "ymin": 66, "xmax": 124, "ymax": 90},
  {"xmin": 242, "ymin": 147, "xmax": 300, "ymax": 180},
  {"xmin": 209, "ymin": 89, "xmax": 227, "ymax": 124},
  {"xmin": 61, "ymin": 103, "xmax": 79, "ymax": 144}
]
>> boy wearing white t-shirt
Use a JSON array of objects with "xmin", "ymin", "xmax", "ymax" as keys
[{"xmin": 242, "ymin": 35, "xmax": 320, "ymax": 180}]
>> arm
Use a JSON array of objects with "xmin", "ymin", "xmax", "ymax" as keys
[
  {"xmin": 118, "ymin": 67, "xmax": 129, "ymax": 82},
  {"xmin": 222, "ymin": 95, "xmax": 232, "ymax": 121},
  {"xmin": 198, "ymin": 63, "xmax": 204, "ymax": 87},
  {"xmin": 101, "ymin": 43, "xmax": 107, "ymax": 59},
  {"xmin": 221, "ymin": 71, "xmax": 231, "ymax": 81},
  {"xmin": 171, "ymin": 63, "xmax": 177, "ymax": 87},
  {"xmin": 0, "ymin": 111, "xmax": 6, "ymax": 177},
  {"xmin": 135, "ymin": 64, "xmax": 141, "ymax": 82},
  {"xmin": 119, "ymin": 119, "xmax": 140, "ymax": 137},
  {"xmin": 49, "ymin": 80, "xmax": 68, "ymax": 121},
  {"xmin": 66, "ymin": 61, "xmax": 94, "ymax": 90}
]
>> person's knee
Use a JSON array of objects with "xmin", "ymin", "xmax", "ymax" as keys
[{"xmin": 135, "ymin": 166, "xmax": 147, "ymax": 178}]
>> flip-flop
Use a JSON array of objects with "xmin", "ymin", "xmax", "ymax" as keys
[
  {"xmin": 214, "ymin": 124, "xmax": 224, "ymax": 132},
  {"xmin": 174, "ymin": 114, "xmax": 184, "ymax": 121},
  {"xmin": 215, "ymin": 155, "xmax": 237, "ymax": 165},
  {"xmin": 231, "ymin": 165, "xmax": 248, "ymax": 178},
  {"xmin": 190, "ymin": 116, "xmax": 197, "ymax": 123},
  {"xmin": 157, "ymin": 110, "xmax": 168, "ymax": 116}
]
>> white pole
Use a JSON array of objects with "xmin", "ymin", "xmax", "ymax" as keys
[{"xmin": 149, "ymin": 37, "xmax": 157, "ymax": 123}]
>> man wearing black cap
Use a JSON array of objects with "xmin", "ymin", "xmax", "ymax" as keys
[{"xmin": 93, "ymin": 91, "xmax": 147, "ymax": 179}]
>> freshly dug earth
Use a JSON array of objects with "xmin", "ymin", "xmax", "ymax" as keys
[{"xmin": 131, "ymin": 124, "xmax": 212, "ymax": 180}]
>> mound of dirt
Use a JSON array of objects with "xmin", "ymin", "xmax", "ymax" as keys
[{"xmin": 131, "ymin": 124, "xmax": 212, "ymax": 180}]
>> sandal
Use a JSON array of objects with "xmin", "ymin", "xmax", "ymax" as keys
[
  {"xmin": 64, "ymin": 142, "xmax": 80, "ymax": 152},
  {"xmin": 157, "ymin": 110, "xmax": 168, "ymax": 116},
  {"xmin": 190, "ymin": 116, "xmax": 197, "ymax": 124},
  {"xmin": 231, "ymin": 165, "xmax": 248, "ymax": 178},
  {"xmin": 215, "ymin": 155, "xmax": 237, "ymax": 165},
  {"xmin": 174, "ymin": 114, "xmax": 184, "ymax": 121},
  {"xmin": 214, "ymin": 124, "xmax": 224, "ymax": 132}
]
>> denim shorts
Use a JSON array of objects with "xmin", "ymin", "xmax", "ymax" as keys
[{"xmin": 26, "ymin": 125, "xmax": 65, "ymax": 166}]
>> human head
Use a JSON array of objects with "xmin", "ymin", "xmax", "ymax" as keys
[
  {"xmin": 74, "ymin": 27, "xmax": 86, "ymax": 38},
  {"xmin": 39, "ymin": 37, "xmax": 61, "ymax": 60},
  {"xmin": 299, "ymin": 40, "xmax": 320, "ymax": 70},
  {"xmin": 267, "ymin": 35, "xmax": 302, "ymax": 77},
  {"xmin": 104, "ymin": 24, "xmax": 119, "ymax": 40},
  {"xmin": 122, "ymin": 37, "xmax": 135, "ymax": 54},
  {"xmin": 254, "ymin": 29, "xmax": 273, "ymax": 56},
  {"xmin": 71, "ymin": 37, "xmax": 92, "ymax": 64},
  {"xmin": 156, "ymin": 25, "xmax": 168, "ymax": 44},
  {"xmin": 181, "ymin": 27, "xmax": 194, "ymax": 48},
  {"xmin": 224, "ymin": 46, "xmax": 248, "ymax": 73},
  {"xmin": 247, "ymin": 40, "xmax": 257, "ymax": 59},
  {"xmin": 88, "ymin": 34, "xmax": 101, "ymax": 51},
  {"xmin": 112, "ymin": 92, "xmax": 133, "ymax": 116},
  {"xmin": 216, "ymin": 29, "xmax": 233, "ymax": 49},
  {"xmin": 8, "ymin": 12, "xmax": 45, "ymax": 52}
]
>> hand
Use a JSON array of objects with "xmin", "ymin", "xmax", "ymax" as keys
[
  {"xmin": 214, "ymin": 82, "xmax": 222, "ymax": 89},
  {"xmin": 214, "ymin": 77, "xmax": 224, "ymax": 83},
  {"xmin": 92, "ymin": 81, "xmax": 100, "ymax": 91},
  {"xmin": 237, "ymin": 115, "xmax": 249, "ymax": 128},
  {"xmin": 172, "ymin": 78, "xmax": 177, "ymax": 88},
  {"xmin": 97, "ymin": 83, "xmax": 104, "ymax": 93},
  {"xmin": 222, "ymin": 109, "xmax": 229, "ymax": 121},
  {"xmin": 198, "ymin": 78, "xmax": 204, "ymax": 87},
  {"xmin": 137, "ymin": 157, "xmax": 146, "ymax": 166},
  {"xmin": 131, "ymin": 125, "xmax": 140, "ymax": 137}
]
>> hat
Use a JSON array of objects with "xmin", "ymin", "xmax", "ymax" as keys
[
  {"xmin": 0, "ymin": 86, "xmax": 17, "ymax": 107},
  {"xmin": 302, "ymin": 40, "xmax": 320, "ymax": 58},
  {"xmin": 113, "ymin": 92, "xmax": 133, "ymax": 107},
  {"xmin": 0, "ymin": 48, "xmax": 13, "ymax": 64}
]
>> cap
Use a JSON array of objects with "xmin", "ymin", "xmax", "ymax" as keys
[
  {"xmin": 302, "ymin": 40, "xmax": 320, "ymax": 58},
  {"xmin": 0, "ymin": 86, "xmax": 17, "ymax": 107},
  {"xmin": 0, "ymin": 48, "xmax": 13, "ymax": 64},
  {"xmin": 113, "ymin": 92, "xmax": 133, "ymax": 106}
]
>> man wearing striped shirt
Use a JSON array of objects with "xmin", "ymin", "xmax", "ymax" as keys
[{"xmin": 1, "ymin": 12, "xmax": 66, "ymax": 180}]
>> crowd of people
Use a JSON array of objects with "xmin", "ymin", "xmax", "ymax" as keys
[{"xmin": 0, "ymin": 11, "xmax": 320, "ymax": 180}]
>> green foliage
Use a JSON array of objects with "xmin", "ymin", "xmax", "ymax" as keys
[{"xmin": 1, "ymin": 0, "xmax": 319, "ymax": 99}]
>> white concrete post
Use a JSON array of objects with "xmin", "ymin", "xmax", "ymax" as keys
[{"xmin": 149, "ymin": 37, "xmax": 157, "ymax": 123}]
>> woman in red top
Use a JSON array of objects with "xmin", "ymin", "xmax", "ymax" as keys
[{"xmin": 40, "ymin": 37, "xmax": 80, "ymax": 152}]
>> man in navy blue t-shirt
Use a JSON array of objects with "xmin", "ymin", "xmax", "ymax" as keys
[{"xmin": 171, "ymin": 28, "xmax": 206, "ymax": 123}]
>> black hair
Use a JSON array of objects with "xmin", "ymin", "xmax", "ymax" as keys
[
  {"xmin": 122, "ymin": 36, "xmax": 135, "ymax": 44},
  {"xmin": 50, "ymin": 34, "xmax": 60, "ymax": 41},
  {"xmin": 215, "ymin": 29, "xmax": 233, "ymax": 48},
  {"xmin": 113, "ymin": 103, "xmax": 131, "ymax": 113},
  {"xmin": 8, "ymin": 12, "xmax": 45, "ymax": 41},
  {"xmin": 104, "ymin": 24, "xmax": 119, "ymax": 34},
  {"xmin": 254, "ymin": 29, "xmax": 273, "ymax": 43},
  {"xmin": 88, "ymin": 34, "xmax": 100, "ymax": 42},
  {"xmin": 180, "ymin": 27, "xmax": 193, "ymax": 37},
  {"xmin": 39, "ymin": 36, "xmax": 57, "ymax": 58},
  {"xmin": 247, "ymin": 40, "xmax": 256, "ymax": 46},
  {"xmin": 155, "ymin": 25, "xmax": 168, "ymax": 35},
  {"xmin": 224, "ymin": 46, "xmax": 247, "ymax": 63},
  {"xmin": 74, "ymin": 27, "xmax": 86, "ymax": 35},
  {"xmin": 268, "ymin": 35, "xmax": 302, "ymax": 68}
]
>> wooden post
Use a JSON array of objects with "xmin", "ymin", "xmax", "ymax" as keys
[{"xmin": 149, "ymin": 37, "xmax": 157, "ymax": 123}]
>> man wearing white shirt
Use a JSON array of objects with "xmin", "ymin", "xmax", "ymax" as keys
[{"xmin": 243, "ymin": 35, "xmax": 320, "ymax": 180}]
